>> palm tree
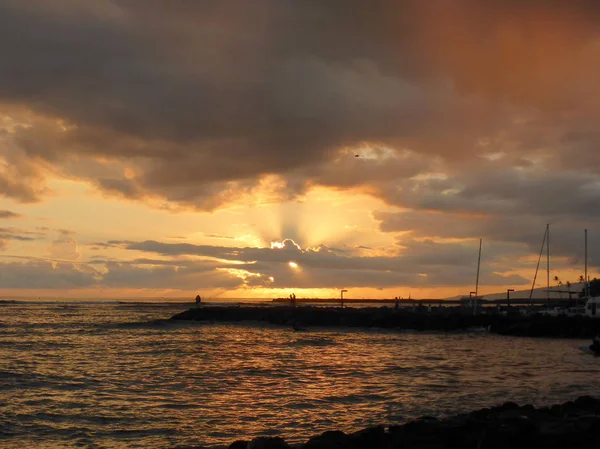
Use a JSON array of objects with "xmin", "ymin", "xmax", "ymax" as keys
[
  {"xmin": 578, "ymin": 275, "xmax": 586, "ymax": 299},
  {"xmin": 553, "ymin": 276, "xmax": 562, "ymax": 299},
  {"xmin": 554, "ymin": 275, "xmax": 560, "ymax": 285}
]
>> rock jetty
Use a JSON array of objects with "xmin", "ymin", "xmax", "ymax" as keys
[
  {"xmin": 224, "ymin": 396, "xmax": 600, "ymax": 449},
  {"xmin": 170, "ymin": 306, "xmax": 600, "ymax": 338}
]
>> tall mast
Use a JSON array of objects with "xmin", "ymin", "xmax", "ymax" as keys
[
  {"xmin": 474, "ymin": 238, "xmax": 482, "ymax": 315},
  {"xmin": 546, "ymin": 223, "xmax": 550, "ymax": 302},
  {"xmin": 530, "ymin": 225, "xmax": 548, "ymax": 302},
  {"xmin": 585, "ymin": 229, "xmax": 588, "ymax": 297}
]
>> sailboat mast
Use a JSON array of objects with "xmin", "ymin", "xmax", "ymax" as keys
[
  {"xmin": 585, "ymin": 229, "xmax": 588, "ymax": 297},
  {"xmin": 474, "ymin": 238, "xmax": 482, "ymax": 315},
  {"xmin": 529, "ymin": 225, "xmax": 548, "ymax": 301},
  {"xmin": 546, "ymin": 223, "xmax": 550, "ymax": 302}
]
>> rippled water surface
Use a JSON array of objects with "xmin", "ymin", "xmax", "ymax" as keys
[{"xmin": 1, "ymin": 302, "xmax": 599, "ymax": 448}]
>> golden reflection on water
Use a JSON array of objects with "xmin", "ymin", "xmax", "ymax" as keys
[{"xmin": 1, "ymin": 304, "xmax": 599, "ymax": 448}]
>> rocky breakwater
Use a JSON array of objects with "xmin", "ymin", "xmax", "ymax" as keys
[
  {"xmin": 170, "ymin": 306, "xmax": 493, "ymax": 332},
  {"xmin": 225, "ymin": 396, "xmax": 600, "ymax": 449},
  {"xmin": 170, "ymin": 306, "xmax": 600, "ymax": 338},
  {"xmin": 491, "ymin": 314, "xmax": 600, "ymax": 338}
]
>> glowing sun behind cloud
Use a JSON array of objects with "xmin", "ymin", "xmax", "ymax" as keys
[{"xmin": 255, "ymin": 187, "xmax": 396, "ymax": 251}]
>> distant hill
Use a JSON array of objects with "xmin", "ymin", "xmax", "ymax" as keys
[{"xmin": 445, "ymin": 282, "xmax": 587, "ymax": 301}]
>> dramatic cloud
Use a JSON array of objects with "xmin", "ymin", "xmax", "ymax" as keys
[
  {"xmin": 89, "ymin": 238, "xmax": 527, "ymax": 290},
  {"xmin": 101, "ymin": 260, "xmax": 244, "ymax": 290},
  {"xmin": 0, "ymin": 0, "xmax": 598, "ymax": 211},
  {"xmin": 0, "ymin": 1, "xmax": 598, "ymax": 294}
]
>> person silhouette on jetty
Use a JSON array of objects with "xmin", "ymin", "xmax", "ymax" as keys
[
  {"xmin": 289, "ymin": 293, "xmax": 296, "ymax": 307},
  {"xmin": 394, "ymin": 297, "xmax": 399, "ymax": 310},
  {"xmin": 591, "ymin": 334, "xmax": 600, "ymax": 354},
  {"xmin": 195, "ymin": 295, "xmax": 201, "ymax": 306}
]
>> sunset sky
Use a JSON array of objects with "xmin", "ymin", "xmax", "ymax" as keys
[{"xmin": 1, "ymin": 1, "xmax": 600, "ymax": 300}]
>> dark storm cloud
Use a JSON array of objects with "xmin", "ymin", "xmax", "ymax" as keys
[
  {"xmin": 0, "ymin": 0, "xmax": 598, "ymax": 209},
  {"xmin": 374, "ymin": 209, "xmax": 600, "ymax": 274},
  {"xmin": 376, "ymin": 167, "xmax": 600, "ymax": 220},
  {"xmin": 0, "ymin": 0, "xmax": 599, "ymax": 270},
  {"xmin": 97, "ymin": 178, "xmax": 143, "ymax": 199}
]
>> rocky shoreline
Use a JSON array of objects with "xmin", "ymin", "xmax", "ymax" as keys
[
  {"xmin": 170, "ymin": 306, "xmax": 600, "ymax": 338},
  {"xmin": 221, "ymin": 396, "xmax": 600, "ymax": 449}
]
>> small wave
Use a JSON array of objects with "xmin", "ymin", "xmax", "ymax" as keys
[
  {"xmin": 292, "ymin": 337, "xmax": 337, "ymax": 347},
  {"xmin": 1, "ymin": 340, "xmax": 74, "ymax": 349},
  {"xmin": 382, "ymin": 365, "xmax": 415, "ymax": 373},
  {"xmin": 422, "ymin": 356, "xmax": 446, "ymax": 361},
  {"xmin": 110, "ymin": 319, "xmax": 203, "ymax": 330},
  {"xmin": 109, "ymin": 427, "xmax": 179, "ymax": 438},
  {"xmin": 322, "ymin": 393, "xmax": 386, "ymax": 404},
  {"xmin": 0, "ymin": 370, "xmax": 100, "ymax": 391},
  {"xmin": 281, "ymin": 401, "xmax": 320, "ymax": 410},
  {"xmin": 156, "ymin": 403, "xmax": 200, "ymax": 410}
]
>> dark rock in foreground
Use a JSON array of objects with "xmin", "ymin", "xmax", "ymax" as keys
[
  {"xmin": 171, "ymin": 306, "xmax": 600, "ymax": 338},
  {"xmin": 225, "ymin": 396, "xmax": 600, "ymax": 449}
]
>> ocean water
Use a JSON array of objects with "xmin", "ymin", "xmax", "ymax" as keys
[{"xmin": 1, "ymin": 302, "xmax": 599, "ymax": 448}]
